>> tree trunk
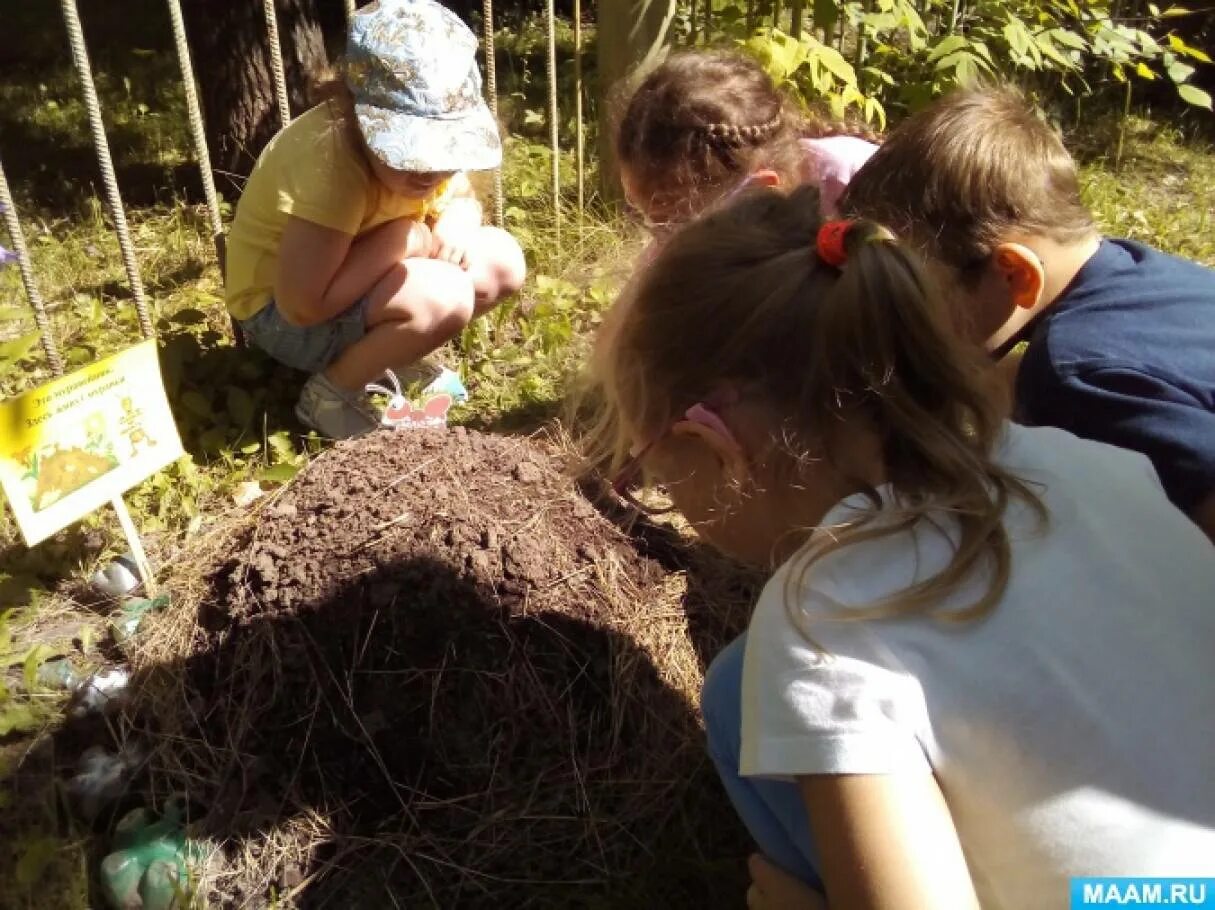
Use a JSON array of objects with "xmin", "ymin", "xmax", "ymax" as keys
[
  {"xmin": 182, "ymin": 0, "xmax": 331, "ymax": 198},
  {"xmin": 597, "ymin": 0, "xmax": 678, "ymax": 198}
]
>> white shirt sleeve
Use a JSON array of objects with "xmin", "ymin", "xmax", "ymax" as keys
[{"xmin": 740, "ymin": 572, "xmax": 933, "ymax": 779}]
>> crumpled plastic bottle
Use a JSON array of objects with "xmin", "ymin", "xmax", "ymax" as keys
[
  {"xmin": 99, "ymin": 802, "xmax": 200, "ymax": 910},
  {"xmin": 67, "ymin": 743, "xmax": 142, "ymax": 821},
  {"xmin": 90, "ymin": 553, "xmax": 143, "ymax": 600},
  {"xmin": 110, "ymin": 594, "xmax": 171, "ymax": 646}
]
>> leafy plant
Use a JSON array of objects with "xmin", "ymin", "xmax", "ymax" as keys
[
  {"xmin": 720, "ymin": 0, "xmax": 1212, "ymax": 123},
  {"xmin": 743, "ymin": 27, "xmax": 891, "ymax": 125}
]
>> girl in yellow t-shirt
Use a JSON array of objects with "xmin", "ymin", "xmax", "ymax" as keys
[{"xmin": 225, "ymin": 0, "xmax": 525, "ymax": 439}]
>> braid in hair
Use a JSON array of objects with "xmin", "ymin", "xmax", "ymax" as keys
[
  {"xmin": 702, "ymin": 112, "xmax": 783, "ymax": 149},
  {"xmin": 615, "ymin": 50, "xmax": 809, "ymax": 193}
]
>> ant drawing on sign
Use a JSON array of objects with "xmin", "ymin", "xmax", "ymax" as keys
[{"xmin": 119, "ymin": 397, "xmax": 156, "ymax": 459}]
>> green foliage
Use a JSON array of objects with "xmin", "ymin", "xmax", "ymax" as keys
[
  {"xmin": 708, "ymin": 0, "xmax": 1211, "ymax": 125},
  {"xmin": 14, "ymin": 837, "xmax": 59, "ymax": 888},
  {"xmin": 743, "ymin": 27, "xmax": 892, "ymax": 125},
  {"xmin": 0, "ymin": 333, "xmax": 43, "ymax": 380}
]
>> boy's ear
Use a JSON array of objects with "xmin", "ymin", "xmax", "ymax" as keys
[
  {"xmin": 993, "ymin": 242, "xmax": 1045, "ymax": 310},
  {"xmin": 671, "ymin": 419, "xmax": 751, "ymax": 485}
]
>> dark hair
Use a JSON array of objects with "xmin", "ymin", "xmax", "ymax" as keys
[
  {"xmin": 591, "ymin": 184, "xmax": 1046, "ymax": 623},
  {"xmin": 840, "ymin": 84, "xmax": 1095, "ymax": 280}
]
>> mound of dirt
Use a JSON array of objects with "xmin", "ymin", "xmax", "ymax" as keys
[
  {"xmin": 126, "ymin": 428, "xmax": 755, "ymax": 908},
  {"xmin": 205, "ymin": 426, "xmax": 655, "ymax": 627}
]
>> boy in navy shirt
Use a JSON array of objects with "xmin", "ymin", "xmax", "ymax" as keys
[{"xmin": 842, "ymin": 86, "xmax": 1215, "ymax": 543}]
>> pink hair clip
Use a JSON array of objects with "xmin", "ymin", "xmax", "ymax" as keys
[{"xmin": 611, "ymin": 398, "xmax": 740, "ymax": 512}]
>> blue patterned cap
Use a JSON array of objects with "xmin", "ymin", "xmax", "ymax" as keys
[{"xmin": 346, "ymin": 0, "xmax": 501, "ymax": 173}]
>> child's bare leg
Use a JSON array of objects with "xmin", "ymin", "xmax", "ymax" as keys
[
  {"xmin": 463, "ymin": 226, "xmax": 527, "ymax": 313},
  {"xmin": 324, "ymin": 257, "xmax": 475, "ymax": 390}
]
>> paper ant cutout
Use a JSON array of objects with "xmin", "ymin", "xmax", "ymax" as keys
[{"xmin": 366, "ymin": 370, "xmax": 453, "ymax": 430}]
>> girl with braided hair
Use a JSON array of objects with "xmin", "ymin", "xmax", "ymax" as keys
[{"xmin": 614, "ymin": 49, "xmax": 878, "ymax": 251}]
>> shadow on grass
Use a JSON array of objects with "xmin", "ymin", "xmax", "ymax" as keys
[
  {"xmin": 0, "ymin": 0, "xmax": 204, "ymax": 217},
  {"xmin": 0, "ymin": 524, "xmax": 109, "ymax": 610},
  {"xmin": 157, "ymin": 327, "xmax": 308, "ymax": 464},
  {"xmin": 461, "ymin": 393, "xmax": 567, "ymax": 436},
  {"xmin": 68, "ymin": 257, "xmax": 214, "ymax": 308},
  {"xmin": 103, "ymin": 554, "xmax": 749, "ymax": 908}
]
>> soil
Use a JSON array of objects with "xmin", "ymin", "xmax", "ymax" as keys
[
  {"xmin": 205, "ymin": 426, "xmax": 656, "ymax": 627},
  {"xmin": 127, "ymin": 427, "xmax": 753, "ymax": 908}
]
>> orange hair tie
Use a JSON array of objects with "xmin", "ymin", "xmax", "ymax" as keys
[{"xmin": 816, "ymin": 220, "xmax": 852, "ymax": 268}]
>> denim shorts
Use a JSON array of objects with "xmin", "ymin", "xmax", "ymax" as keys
[{"xmin": 239, "ymin": 298, "xmax": 370, "ymax": 374}]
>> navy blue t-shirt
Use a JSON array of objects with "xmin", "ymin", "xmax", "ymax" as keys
[{"xmin": 1016, "ymin": 239, "xmax": 1215, "ymax": 513}]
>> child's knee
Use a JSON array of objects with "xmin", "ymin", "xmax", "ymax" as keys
[
  {"xmin": 380, "ymin": 258, "xmax": 475, "ymax": 335},
  {"xmin": 419, "ymin": 264, "xmax": 476, "ymax": 334},
  {"xmin": 469, "ymin": 226, "xmax": 527, "ymax": 305}
]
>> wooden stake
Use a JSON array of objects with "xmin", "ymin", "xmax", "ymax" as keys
[{"xmin": 111, "ymin": 496, "xmax": 156, "ymax": 597}]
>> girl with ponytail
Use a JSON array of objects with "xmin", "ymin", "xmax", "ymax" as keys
[{"xmin": 589, "ymin": 185, "xmax": 1215, "ymax": 908}]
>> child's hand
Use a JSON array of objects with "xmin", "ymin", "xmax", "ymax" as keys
[
  {"xmin": 430, "ymin": 198, "xmax": 482, "ymax": 268},
  {"xmin": 401, "ymin": 219, "xmax": 433, "ymax": 259}
]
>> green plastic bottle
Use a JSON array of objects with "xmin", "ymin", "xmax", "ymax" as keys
[{"xmin": 99, "ymin": 803, "xmax": 194, "ymax": 909}]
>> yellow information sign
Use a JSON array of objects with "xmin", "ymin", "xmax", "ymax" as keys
[{"xmin": 0, "ymin": 340, "xmax": 184, "ymax": 546}]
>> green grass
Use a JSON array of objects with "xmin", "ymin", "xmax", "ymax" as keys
[
  {"xmin": 1077, "ymin": 115, "xmax": 1215, "ymax": 266},
  {"xmin": 1, "ymin": 9, "xmax": 1214, "ymax": 904}
]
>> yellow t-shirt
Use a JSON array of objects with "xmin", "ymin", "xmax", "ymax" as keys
[{"xmin": 224, "ymin": 102, "xmax": 454, "ymax": 320}]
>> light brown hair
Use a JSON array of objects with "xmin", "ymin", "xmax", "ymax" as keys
[
  {"xmin": 310, "ymin": 63, "xmax": 361, "ymax": 142},
  {"xmin": 614, "ymin": 50, "xmax": 874, "ymax": 204},
  {"xmin": 592, "ymin": 184, "xmax": 1045, "ymax": 623},
  {"xmin": 840, "ymin": 84, "xmax": 1094, "ymax": 282}
]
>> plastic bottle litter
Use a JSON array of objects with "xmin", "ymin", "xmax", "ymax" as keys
[
  {"xmin": 91, "ymin": 553, "xmax": 143, "ymax": 600},
  {"xmin": 110, "ymin": 594, "xmax": 171, "ymax": 646},
  {"xmin": 68, "ymin": 668, "xmax": 131, "ymax": 719},
  {"xmin": 100, "ymin": 802, "xmax": 199, "ymax": 910},
  {"xmin": 67, "ymin": 743, "xmax": 143, "ymax": 821},
  {"xmin": 141, "ymin": 860, "xmax": 185, "ymax": 910},
  {"xmin": 36, "ymin": 657, "xmax": 78, "ymax": 690}
]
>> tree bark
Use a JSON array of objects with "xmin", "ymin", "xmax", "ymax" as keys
[
  {"xmin": 182, "ymin": 0, "xmax": 331, "ymax": 198},
  {"xmin": 596, "ymin": 0, "xmax": 678, "ymax": 198}
]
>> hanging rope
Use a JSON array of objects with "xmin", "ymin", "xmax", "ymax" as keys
[
  {"xmin": 60, "ymin": 0, "xmax": 153, "ymax": 339},
  {"xmin": 345, "ymin": 0, "xmax": 356, "ymax": 21},
  {"xmin": 0, "ymin": 159, "xmax": 66, "ymax": 377},
  {"xmin": 165, "ymin": 0, "xmax": 224, "ymax": 269},
  {"xmin": 263, "ymin": 0, "xmax": 291, "ymax": 129},
  {"xmin": 574, "ymin": 0, "xmax": 584, "ymax": 228},
  {"xmin": 481, "ymin": 0, "xmax": 504, "ymax": 228},
  {"xmin": 545, "ymin": 0, "xmax": 561, "ymax": 252},
  {"xmin": 165, "ymin": 0, "xmax": 244, "ymax": 347}
]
